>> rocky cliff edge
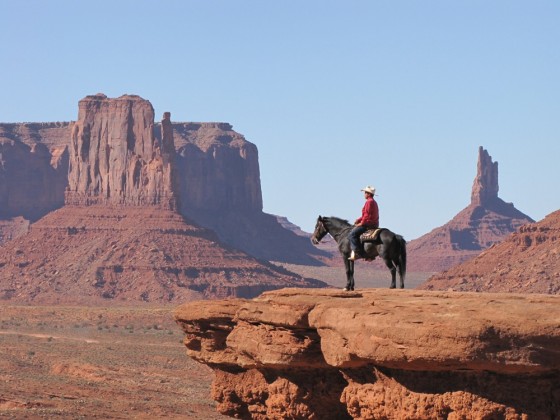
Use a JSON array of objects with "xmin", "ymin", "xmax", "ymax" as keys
[{"xmin": 175, "ymin": 288, "xmax": 560, "ymax": 419}]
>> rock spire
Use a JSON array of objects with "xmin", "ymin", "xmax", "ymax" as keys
[
  {"xmin": 471, "ymin": 146, "xmax": 499, "ymax": 206},
  {"xmin": 406, "ymin": 146, "xmax": 533, "ymax": 272}
]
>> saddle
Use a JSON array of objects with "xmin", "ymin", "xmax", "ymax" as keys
[{"xmin": 359, "ymin": 228, "xmax": 384, "ymax": 243}]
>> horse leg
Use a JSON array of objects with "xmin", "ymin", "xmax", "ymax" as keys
[
  {"xmin": 343, "ymin": 257, "xmax": 355, "ymax": 291},
  {"xmin": 349, "ymin": 260, "xmax": 355, "ymax": 290},
  {"xmin": 378, "ymin": 245, "xmax": 395, "ymax": 289},
  {"xmin": 398, "ymin": 261, "xmax": 405, "ymax": 289},
  {"xmin": 385, "ymin": 259, "xmax": 397, "ymax": 289}
]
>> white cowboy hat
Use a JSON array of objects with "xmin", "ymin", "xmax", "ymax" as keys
[{"xmin": 360, "ymin": 185, "xmax": 377, "ymax": 195}]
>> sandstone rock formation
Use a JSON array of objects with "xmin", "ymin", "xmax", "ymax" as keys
[
  {"xmin": 420, "ymin": 209, "xmax": 560, "ymax": 294},
  {"xmin": 0, "ymin": 94, "xmax": 328, "ymax": 303},
  {"xmin": 172, "ymin": 122, "xmax": 326, "ymax": 265},
  {"xmin": 471, "ymin": 146, "xmax": 499, "ymax": 206},
  {"xmin": 408, "ymin": 147, "xmax": 534, "ymax": 272},
  {"xmin": 175, "ymin": 288, "xmax": 560, "ymax": 419},
  {"xmin": 0, "ymin": 94, "xmax": 327, "ymax": 265},
  {"xmin": 0, "ymin": 206, "xmax": 326, "ymax": 304},
  {"xmin": 0, "ymin": 123, "xmax": 71, "ymax": 244},
  {"xmin": 0, "ymin": 126, "xmax": 69, "ymax": 221},
  {"xmin": 66, "ymin": 94, "xmax": 175, "ymax": 208},
  {"xmin": 172, "ymin": 122, "xmax": 262, "ymax": 213}
]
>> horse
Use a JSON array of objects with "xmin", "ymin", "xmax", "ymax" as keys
[{"xmin": 311, "ymin": 215, "xmax": 407, "ymax": 291}]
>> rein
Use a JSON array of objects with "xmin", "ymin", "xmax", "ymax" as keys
[{"xmin": 321, "ymin": 218, "xmax": 352, "ymax": 243}]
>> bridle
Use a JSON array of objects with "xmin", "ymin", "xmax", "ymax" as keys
[{"xmin": 311, "ymin": 218, "xmax": 329, "ymax": 245}]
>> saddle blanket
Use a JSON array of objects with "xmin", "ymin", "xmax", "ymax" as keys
[{"xmin": 360, "ymin": 228, "xmax": 383, "ymax": 243}]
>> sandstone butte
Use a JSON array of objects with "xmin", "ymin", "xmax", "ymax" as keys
[
  {"xmin": 0, "ymin": 94, "xmax": 329, "ymax": 266},
  {"xmin": 0, "ymin": 94, "xmax": 328, "ymax": 304},
  {"xmin": 175, "ymin": 288, "xmax": 560, "ymax": 420},
  {"xmin": 406, "ymin": 147, "xmax": 533, "ymax": 273}
]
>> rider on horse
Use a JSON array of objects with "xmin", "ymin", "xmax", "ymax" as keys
[{"xmin": 348, "ymin": 185, "xmax": 379, "ymax": 261}]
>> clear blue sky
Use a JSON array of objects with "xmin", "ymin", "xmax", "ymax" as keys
[{"xmin": 1, "ymin": 1, "xmax": 559, "ymax": 240}]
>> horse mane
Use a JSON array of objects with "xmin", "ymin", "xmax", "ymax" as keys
[{"xmin": 323, "ymin": 216, "xmax": 351, "ymax": 228}]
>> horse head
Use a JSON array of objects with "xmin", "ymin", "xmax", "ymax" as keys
[{"xmin": 311, "ymin": 215, "xmax": 329, "ymax": 245}]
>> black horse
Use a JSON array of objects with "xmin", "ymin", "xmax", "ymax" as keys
[{"xmin": 311, "ymin": 216, "xmax": 407, "ymax": 291}]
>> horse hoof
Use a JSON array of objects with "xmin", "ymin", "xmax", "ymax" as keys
[
  {"xmin": 343, "ymin": 287, "xmax": 349, "ymax": 291},
  {"xmin": 390, "ymin": 285, "xmax": 396, "ymax": 289}
]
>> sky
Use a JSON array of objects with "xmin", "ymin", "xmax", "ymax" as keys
[{"xmin": 1, "ymin": 1, "xmax": 559, "ymax": 240}]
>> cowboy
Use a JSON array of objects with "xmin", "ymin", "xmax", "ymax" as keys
[{"xmin": 348, "ymin": 185, "xmax": 379, "ymax": 261}]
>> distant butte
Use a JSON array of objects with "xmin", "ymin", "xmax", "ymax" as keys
[
  {"xmin": 407, "ymin": 147, "xmax": 534, "ymax": 272},
  {"xmin": 0, "ymin": 94, "xmax": 329, "ymax": 265},
  {"xmin": 0, "ymin": 94, "xmax": 327, "ymax": 304}
]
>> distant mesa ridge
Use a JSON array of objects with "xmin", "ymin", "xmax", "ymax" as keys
[{"xmin": 407, "ymin": 146, "xmax": 534, "ymax": 273}]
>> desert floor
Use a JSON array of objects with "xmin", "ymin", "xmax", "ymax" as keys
[
  {"xmin": 278, "ymin": 263, "xmax": 432, "ymax": 290},
  {"xmin": 0, "ymin": 305, "xmax": 229, "ymax": 419}
]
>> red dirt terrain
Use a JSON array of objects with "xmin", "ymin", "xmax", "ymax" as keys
[
  {"xmin": 0, "ymin": 305, "xmax": 229, "ymax": 419},
  {"xmin": 420, "ymin": 209, "xmax": 560, "ymax": 293}
]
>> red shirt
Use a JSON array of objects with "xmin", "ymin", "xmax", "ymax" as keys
[{"xmin": 356, "ymin": 197, "xmax": 379, "ymax": 227}]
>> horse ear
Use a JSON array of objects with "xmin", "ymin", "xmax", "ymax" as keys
[{"xmin": 318, "ymin": 215, "xmax": 322, "ymax": 220}]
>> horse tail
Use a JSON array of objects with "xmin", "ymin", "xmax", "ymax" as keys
[{"xmin": 396, "ymin": 234, "xmax": 407, "ymax": 281}]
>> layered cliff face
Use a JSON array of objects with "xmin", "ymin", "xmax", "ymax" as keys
[
  {"xmin": 0, "ymin": 124, "xmax": 69, "ymax": 244},
  {"xmin": 171, "ymin": 122, "xmax": 324, "ymax": 265},
  {"xmin": 172, "ymin": 122, "xmax": 262, "ymax": 213},
  {"xmin": 66, "ymin": 94, "xmax": 175, "ymax": 208},
  {"xmin": 0, "ymin": 125, "xmax": 69, "ymax": 221},
  {"xmin": 408, "ymin": 147, "xmax": 534, "ymax": 272},
  {"xmin": 175, "ymin": 288, "xmax": 560, "ymax": 419},
  {"xmin": 420, "ymin": 209, "xmax": 560, "ymax": 294}
]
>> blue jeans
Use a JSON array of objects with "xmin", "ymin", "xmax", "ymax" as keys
[{"xmin": 348, "ymin": 225, "xmax": 368, "ymax": 253}]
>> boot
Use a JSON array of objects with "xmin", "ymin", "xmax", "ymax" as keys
[{"xmin": 348, "ymin": 250, "xmax": 361, "ymax": 261}]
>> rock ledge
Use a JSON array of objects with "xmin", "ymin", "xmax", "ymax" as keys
[{"xmin": 175, "ymin": 288, "xmax": 560, "ymax": 419}]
